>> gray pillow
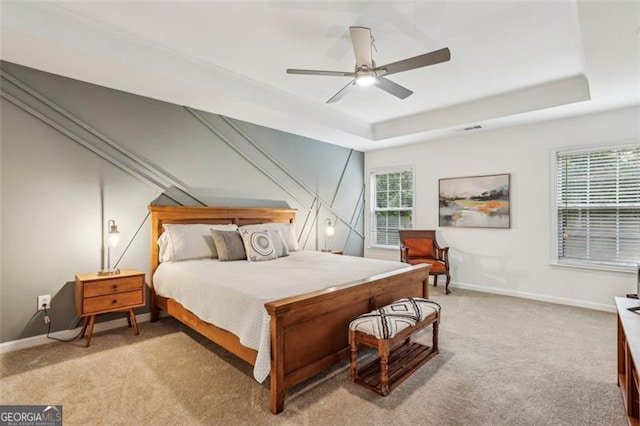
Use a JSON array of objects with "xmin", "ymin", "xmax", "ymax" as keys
[{"xmin": 210, "ymin": 229, "xmax": 247, "ymax": 261}]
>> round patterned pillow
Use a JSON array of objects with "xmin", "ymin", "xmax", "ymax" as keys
[
  {"xmin": 250, "ymin": 231, "xmax": 274, "ymax": 256},
  {"xmin": 239, "ymin": 229, "xmax": 278, "ymax": 262}
]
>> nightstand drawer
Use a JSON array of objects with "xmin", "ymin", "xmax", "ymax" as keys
[
  {"xmin": 84, "ymin": 275, "xmax": 143, "ymax": 297},
  {"xmin": 83, "ymin": 290, "xmax": 144, "ymax": 314}
]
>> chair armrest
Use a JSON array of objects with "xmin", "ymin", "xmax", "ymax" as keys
[
  {"xmin": 433, "ymin": 240, "xmax": 447, "ymax": 251},
  {"xmin": 400, "ymin": 245, "xmax": 409, "ymax": 263},
  {"xmin": 434, "ymin": 245, "xmax": 449, "ymax": 262}
]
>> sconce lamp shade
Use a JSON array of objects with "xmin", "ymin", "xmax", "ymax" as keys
[
  {"xmin": 325, "ymin": 219, "xmax": 336, "ymax": 237},
  {"xmin": 107, "ymin": 219, "xmax": 120, "ymax": 248},
  {"xmin": 323, "ymin": 218, "xmax": 336, "ymax": 252},
  {"xmin": 99, "ymin": 219, "xmax": 121, "ymax": 276}
]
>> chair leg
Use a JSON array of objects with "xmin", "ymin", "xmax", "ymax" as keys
[
  {"xmin": 445, "ymin": 273, "xmax": 451, "ymax": 294},
  {"xmin": 433, "ymin": 275, "xmax": 438, "ymax": 287}
]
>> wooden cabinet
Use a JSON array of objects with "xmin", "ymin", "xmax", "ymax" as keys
[
  {"xmin": 616, "ymin": 297, "xmax": 640, "ymax": 425},
  {"xmin": 75, "ymin": 269, "xmax": 145, "ymax": 347}
]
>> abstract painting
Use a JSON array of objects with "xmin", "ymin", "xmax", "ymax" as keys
[{"xmin": 439, "ymin": 174, "xmax": 510, "ymax": 228}]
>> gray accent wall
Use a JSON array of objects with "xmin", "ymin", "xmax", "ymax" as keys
[{"xmin": 0, "ymin": 61, "xmax": 365, "ymax": 343}]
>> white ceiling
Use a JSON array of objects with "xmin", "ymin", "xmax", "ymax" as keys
[{"xmin": 1, "ymin": 1, "xmax": 639, "ymax": 151}]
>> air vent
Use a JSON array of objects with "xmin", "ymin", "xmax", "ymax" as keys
[{"xmin": 454, "ymin": 124, "xmax": 483, "ymax": 133}]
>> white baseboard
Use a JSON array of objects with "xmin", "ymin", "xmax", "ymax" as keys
[
  {"xmin": 0, "ymin": 284, "xmax": 617, "ymax": 354},
  {"xmin": 452, "ymin": 281, "xmax": 617, "ymax": 313},
  {"xmin": 0, "ymin": 313, "xmax": 152, "ymax": 354}
]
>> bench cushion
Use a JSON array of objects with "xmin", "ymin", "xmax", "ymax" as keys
[{"xmin": 349, "ymin": 297, "xmax": 441, "ymax": 339}]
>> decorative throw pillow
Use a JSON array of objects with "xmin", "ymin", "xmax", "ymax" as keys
[
  {"xmin": 404, "ymin": 238, "xmax": 434, "ymax": 258},
  {"xmin": 239, "ymin": 228, "xmax": 278, "ymax": 262},
  {"xmin": 240, "ymin": 223, "xmax": 300, "ymax": 252},
  {"xmin": 158, "ymin": 223, "xmax": 238, "ymax": 262},
  {"xmin": 210, "ymin": 230, "xmax": 247, "ymax": 261}
]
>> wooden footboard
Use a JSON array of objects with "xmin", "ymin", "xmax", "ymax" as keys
[{"xmin": 265, "ymin": 263, "xmax": 429, "ymax": 413}]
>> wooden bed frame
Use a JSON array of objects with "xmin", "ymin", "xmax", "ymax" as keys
[{"xmin": 148, "ymin": 205, "xmax": 430, "ymax": 413}]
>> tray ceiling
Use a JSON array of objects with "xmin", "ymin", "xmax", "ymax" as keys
[{"xmin": 1, "ymin": 1, "xmax": 638, "ymax": 151}]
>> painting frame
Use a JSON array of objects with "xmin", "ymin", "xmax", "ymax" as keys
[{"xmin": 439, "ymin": 173, "xmax": 511, "ymax": 229}]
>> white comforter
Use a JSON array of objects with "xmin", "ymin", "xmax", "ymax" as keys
[{"xmin": 153, "ymin": 251, "xmax": 409, "ymax": 382}]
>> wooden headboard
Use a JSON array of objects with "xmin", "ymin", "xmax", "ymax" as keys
[{"xmin": 148, "ymin": 205, "xmax": 297, "ymax": 277}]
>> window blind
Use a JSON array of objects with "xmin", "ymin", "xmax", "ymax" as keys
[
  {"xmin": 371, "ymin": 169, "xmax": 413, "ymax": 247},
  {"xmin": 556, "ymin": 145, "xmax": 640, "ymax": 267}
]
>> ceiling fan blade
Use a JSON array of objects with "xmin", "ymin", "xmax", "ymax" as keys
[
  {"xmin": 326, "ymin": 80, "xmax": 356, "ymax": 104},
  {"xmin": 349, "ymin": 26, "xmax": 373, "ymax": 68},
  {"xmin": 287, "ymin": 69, "xmax": 355, "ymax": 77},
  {"xmin": 375, "ymin": 47, "xmax": 451, "ymax": 76},
  {"xmin": 375, "ymin": 77, "xmax": 413, "ymax": 100}
]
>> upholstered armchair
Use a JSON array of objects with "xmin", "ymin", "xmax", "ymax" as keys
[{"xmin": 399, "ymin": 230, "xmax": 451, "ymax": 294}]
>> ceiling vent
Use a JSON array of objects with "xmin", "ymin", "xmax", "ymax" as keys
[{"xmin": 454, "ymin": 125, "xmax": 483, "ymax": 133}]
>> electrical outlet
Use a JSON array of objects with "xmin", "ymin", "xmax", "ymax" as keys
[{"xmin": 37, "ymin": 295, "xmax": 51, "ymax": 311}]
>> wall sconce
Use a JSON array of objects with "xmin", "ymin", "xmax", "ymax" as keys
[
  {"xmin": 99, "ymin": 219, "xmax": 121, "ymax": 276},
  {"xmin": 323, "ymin": 218, "xmax": 335, "ymax": 252}
]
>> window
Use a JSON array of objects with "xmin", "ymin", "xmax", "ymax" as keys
[
  {"xmin": 555, "ymin": 145, "xmax": 640, "ymax": 268},
  {"xmin": 370, "ymin": 167, "xmax": 414, "ymax": 248}
]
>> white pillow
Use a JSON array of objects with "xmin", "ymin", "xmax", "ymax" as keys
[
  {"xmin": 240, "ymin": 223, "xmax": 300, "ymax": 251},
  {"xmin": 158, "ymin": 223, "xmax": 238, "ymax": 262},
  {"xmin": 269, "ymin": 229, "xmax": 289, "ymax": 258}
]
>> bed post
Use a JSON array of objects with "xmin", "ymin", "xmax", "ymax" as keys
[
  {"xmin": 421, "ymin": 265, "xmax": 431, "ymax": 298},
  {"xmin": 150, "ymin": 288, "xmax": 159, "ymax": 322},
  {"xmin": 269, "ymin": 313, "xmax": 285, "ymax": 414},
  {"xmin": 149, "ymin": 206, "xmax": 161, "ymax": 322},
  {"xmin": 423, "ymin": 276, "xmax": 429, "ymax": 299}
]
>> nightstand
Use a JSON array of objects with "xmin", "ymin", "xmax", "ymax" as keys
[{"xmin": 74, "ymin": 269, "xmax": 146, "ymax": 347}]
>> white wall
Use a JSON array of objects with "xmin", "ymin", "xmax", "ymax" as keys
[{"xmin": 365, "ymin": 106, "xmax": 640, "ymax": 311}]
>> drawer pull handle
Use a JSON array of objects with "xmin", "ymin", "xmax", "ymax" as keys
[
  {"xmin": 112, "ymin": 284, "xmax": 118, "ymax": 290},
  {"xmin": 111, "ymin": 299, "xmax": 118, "ymax": 304}
]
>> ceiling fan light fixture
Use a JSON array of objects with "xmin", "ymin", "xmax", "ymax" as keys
[{"xmin": 355, "ymin": 73, "xmax": 377, "ymax": 87}]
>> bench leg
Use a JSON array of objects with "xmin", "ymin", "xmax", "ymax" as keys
[
  {"xmin": 378, "ymin": 339, "xmax": 390, "ymax": 396},
  {"xmin": 349, "ymin": 330, "xmax": 358, "ymax": 381},
  {"xmin": 432, "ymin": 318, "xmax": 439, "ymax": 353}
]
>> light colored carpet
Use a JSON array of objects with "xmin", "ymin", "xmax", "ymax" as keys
[{"xmin": 0, "ymin": 289, "xmax": 626, "ymax": 425}]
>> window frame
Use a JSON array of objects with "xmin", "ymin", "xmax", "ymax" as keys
[
  {"xmin": 551, "ymin": 142, "xmax": 640, "ymax": 273},
  {"xmin": 368, "ymin": 165, "xmax": 415, "ymax": 250}
]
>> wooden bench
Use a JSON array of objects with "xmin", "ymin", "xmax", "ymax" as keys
[{"xmin": 348, "ymin": 297, "xmax": 441, "ymax": 396}]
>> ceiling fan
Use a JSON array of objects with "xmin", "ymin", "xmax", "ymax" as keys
[{"xmin": 286, "ymin": 26, "xmax": 451, "ymax": 104}]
